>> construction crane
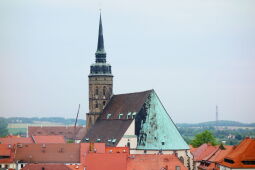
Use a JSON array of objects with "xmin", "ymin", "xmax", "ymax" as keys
[{"xmin": 73, "ymin": 104, "xmax": 80, "ymax": 141}]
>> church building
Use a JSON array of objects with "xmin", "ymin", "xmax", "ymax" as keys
[{"xmin": 82, "ymin": 14, "xmax": 193, "ymax": 169}]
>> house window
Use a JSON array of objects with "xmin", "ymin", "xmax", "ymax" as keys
[
  {"xmin": 21, "ymin": 164, "xmax": 24, "ymax": 168},
  {"xmin": 179, "ymin": 156, "xmax": 184, "ymax": 164},
  {"xmin": 127, "ymin": 142, "xmax": 130, "ymax": 148},
  {"xmin": 175, "ymin": 166, "xmax": 180, "ymax": 170},
  {"xmin": 224, "ymin": 158, "xmax": 234, "ymax": 164},
  {"xmin": 242, "ymin": 161, "xmax": 255, "ymax": 165}
]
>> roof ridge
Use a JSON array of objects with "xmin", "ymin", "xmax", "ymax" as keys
[{"xmin": 113, "ymin": 89, "xmax": 153, "ymax": 96}]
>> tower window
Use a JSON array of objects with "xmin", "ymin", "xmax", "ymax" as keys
[
  {"xmin": 103, "ymin": 86, "xmax": 106, "ymax": 95},
  {"xmin": 95, "ymin": 87, "xmax": 99, "ymax": 95},
  {"xmin": 103, "ymin": 101, "xmax": 106, "ymax": 106},
  {"xmin": 95, "ymin": 102, "xmax": 99, "ymax": 108}
]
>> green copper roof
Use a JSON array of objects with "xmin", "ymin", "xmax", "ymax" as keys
[{"xmin": 136, "ymin": 90, "xmax": 189, "ymax": 150}]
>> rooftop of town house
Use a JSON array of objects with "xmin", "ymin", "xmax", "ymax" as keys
[
  {"xmin": 21, "ymin": 164, "xmax": 74, "ymax": 170},
  {"xmin": 0, "ymin": 135, "xmax": 33, "ymax": 145},
  {"xmin": 32, "ymin": 135, "xmax": 66, "ymax": 144},
  {"xmin": 14, "ymin": 143, "xmax": 80, "ymax": 163},
  {"xmin": 191, "ymin": 143, "xmax": 218, "ymax": 161},
  {"xmin": 220, "ymin": 137, "xmax": 255, "ymax": 168},
  {"xmin": 28, "ymin": 126, "xmax": 87, "ymax": 140},
  {"xmin": 127, "ymin": 154, "xmax": 188, "ymax": 170},
  {"xmin": 0, "ymin": 144, "xmax": 15, "ymax": 163}
]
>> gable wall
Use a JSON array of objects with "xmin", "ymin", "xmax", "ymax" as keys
[{"xmin": 117, "ymin": 120, "xmax": 137, "ymax": 149}]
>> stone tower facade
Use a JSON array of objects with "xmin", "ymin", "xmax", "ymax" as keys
[{"xmin": 86, "ymin": 14, "xmax": 113, "ymax": 129}]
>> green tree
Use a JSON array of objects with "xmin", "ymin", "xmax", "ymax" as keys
[
  {"xmin": 0, "ymin": 118, "xmax": 8, "ymax": 137},
  {"xmin": 191, "ymin": 130, "xmax": 218, "ymax": 147}
]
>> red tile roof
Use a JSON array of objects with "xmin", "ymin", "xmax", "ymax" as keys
[
  {"xmin": 32, "ymin": 135, "xmax": 66, "ymax": 143},
  {"xmin": 0, "ymin": 136, "xmax": 33, "ymax": 145},
  {"xmin": 67, "ymin": 165, "xmax": 85, "ymax": 170},
  {"xmin": 28, "ymin": 126, "xmax": 87, "ymax": 140},
  {"xmin": 84, "ymin": 153, "xmax": 128, "ymax": 170},
  {"xmin": 220, "ymin": 137, "xmax": 255, "ymax": 168},
  {"xmin": 127, "ymin": 154, "xmax": 188, "ymax": 170},
  {"xmin": 204, "ymin": 145, "xmax": 234, "ymax": 163},
  {"xmin": 14, "ymin": 143, "xmax": 80, "ymax": 163},
  {"xmin": 0, "ymin": 144, "xmax": 15, "ymax": 163},
  {"xmin": 105, "ymin": 147, "xmax": 129, "ymax": 154},
  {"xmin": 21, "ymin": 164, "xmax": 73, "ymax": 170},
  {"xmin": 198, "ymin": 145, "xmax": 234, "ymax": 170},
  {"xmin": 191, "ymin": 143, "xmax": 218, "ymax": 161}
]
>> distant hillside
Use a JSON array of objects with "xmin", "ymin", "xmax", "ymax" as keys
[
  {"xmin": 2, "ymin": 117, "xmax": 86, "ymax": 126},
  {"xmin": 177, "ymin": 120, "xmax": 255, "ymax": 127}
]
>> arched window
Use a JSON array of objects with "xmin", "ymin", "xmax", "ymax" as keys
[
  {"xmin": 95, "ymin": 87, "xmax": 99, "ymax": 95},
  {"xmin": 95, "ymin": 102, "xmax": 98, "ymax": 108},
  {"xmin": 103, "ymin": 86, "xmax": 106, "ymax": 96}
]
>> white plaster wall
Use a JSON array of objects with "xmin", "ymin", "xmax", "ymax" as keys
[
  {"xmin": 194, "ymin": 162, "xmax": 201, "ymax": 170},
  {"xmin": 117, "ymin": 120, "xmax": 137, "ymax": 149},
  {"xmin": 219, "ymin": 165, "xmax": 255, "ymax": 170},
  {"xmin": 0, "ymin": 163, "xmax": 16, "ymax": 169}
]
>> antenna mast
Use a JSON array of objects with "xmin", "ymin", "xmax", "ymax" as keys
[{"xmin": 216, "ymin": 105, "xmax": 219, "ymax": 122}]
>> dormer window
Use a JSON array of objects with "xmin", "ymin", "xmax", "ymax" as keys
[
  {"xmin": 96, "ymin": 138, "xmax": 101, "ymax": 142},
  {"xmin": 132, "ymin": 112, "xmax": 136, "ymax": 119},
  {"xmin": 107, "ymin": 114, "xmax": 111, "ymax": 119},
  {"xmin": 127, "ymin": 112, "xmax": 131, "ymax": 119},
  {"xmin": 118, "ymin": 114, "xmax": 123, "ymax": 119}
]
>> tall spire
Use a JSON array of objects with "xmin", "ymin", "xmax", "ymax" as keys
[
  {"xmin": 95, "ymin": 12, "xmax": 106, "ymax": 63},
  {"xmin": 97, "ymin": 13, "xmax": 105, "ymax": 52}
]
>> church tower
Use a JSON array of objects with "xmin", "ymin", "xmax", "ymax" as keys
[{"xmin": 86, "ymin": 14, "xmax": 113, "ymax": 129}]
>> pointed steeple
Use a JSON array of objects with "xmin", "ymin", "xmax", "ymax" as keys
[
  {"xmin": 95, "ymin": 12, "xmax": 106, "ymax": 63},
  {"xmin": 90, "ymin": 12, "xmax": 112, "ymax": 76},
  {"xmin": 97, "ymin": 13, "xmax": 105, "ymax": 53}
]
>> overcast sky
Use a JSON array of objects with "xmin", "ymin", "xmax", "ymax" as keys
[{"xmin": 0, "ymin": 0, "xmax": 255, "ymax": 123}]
